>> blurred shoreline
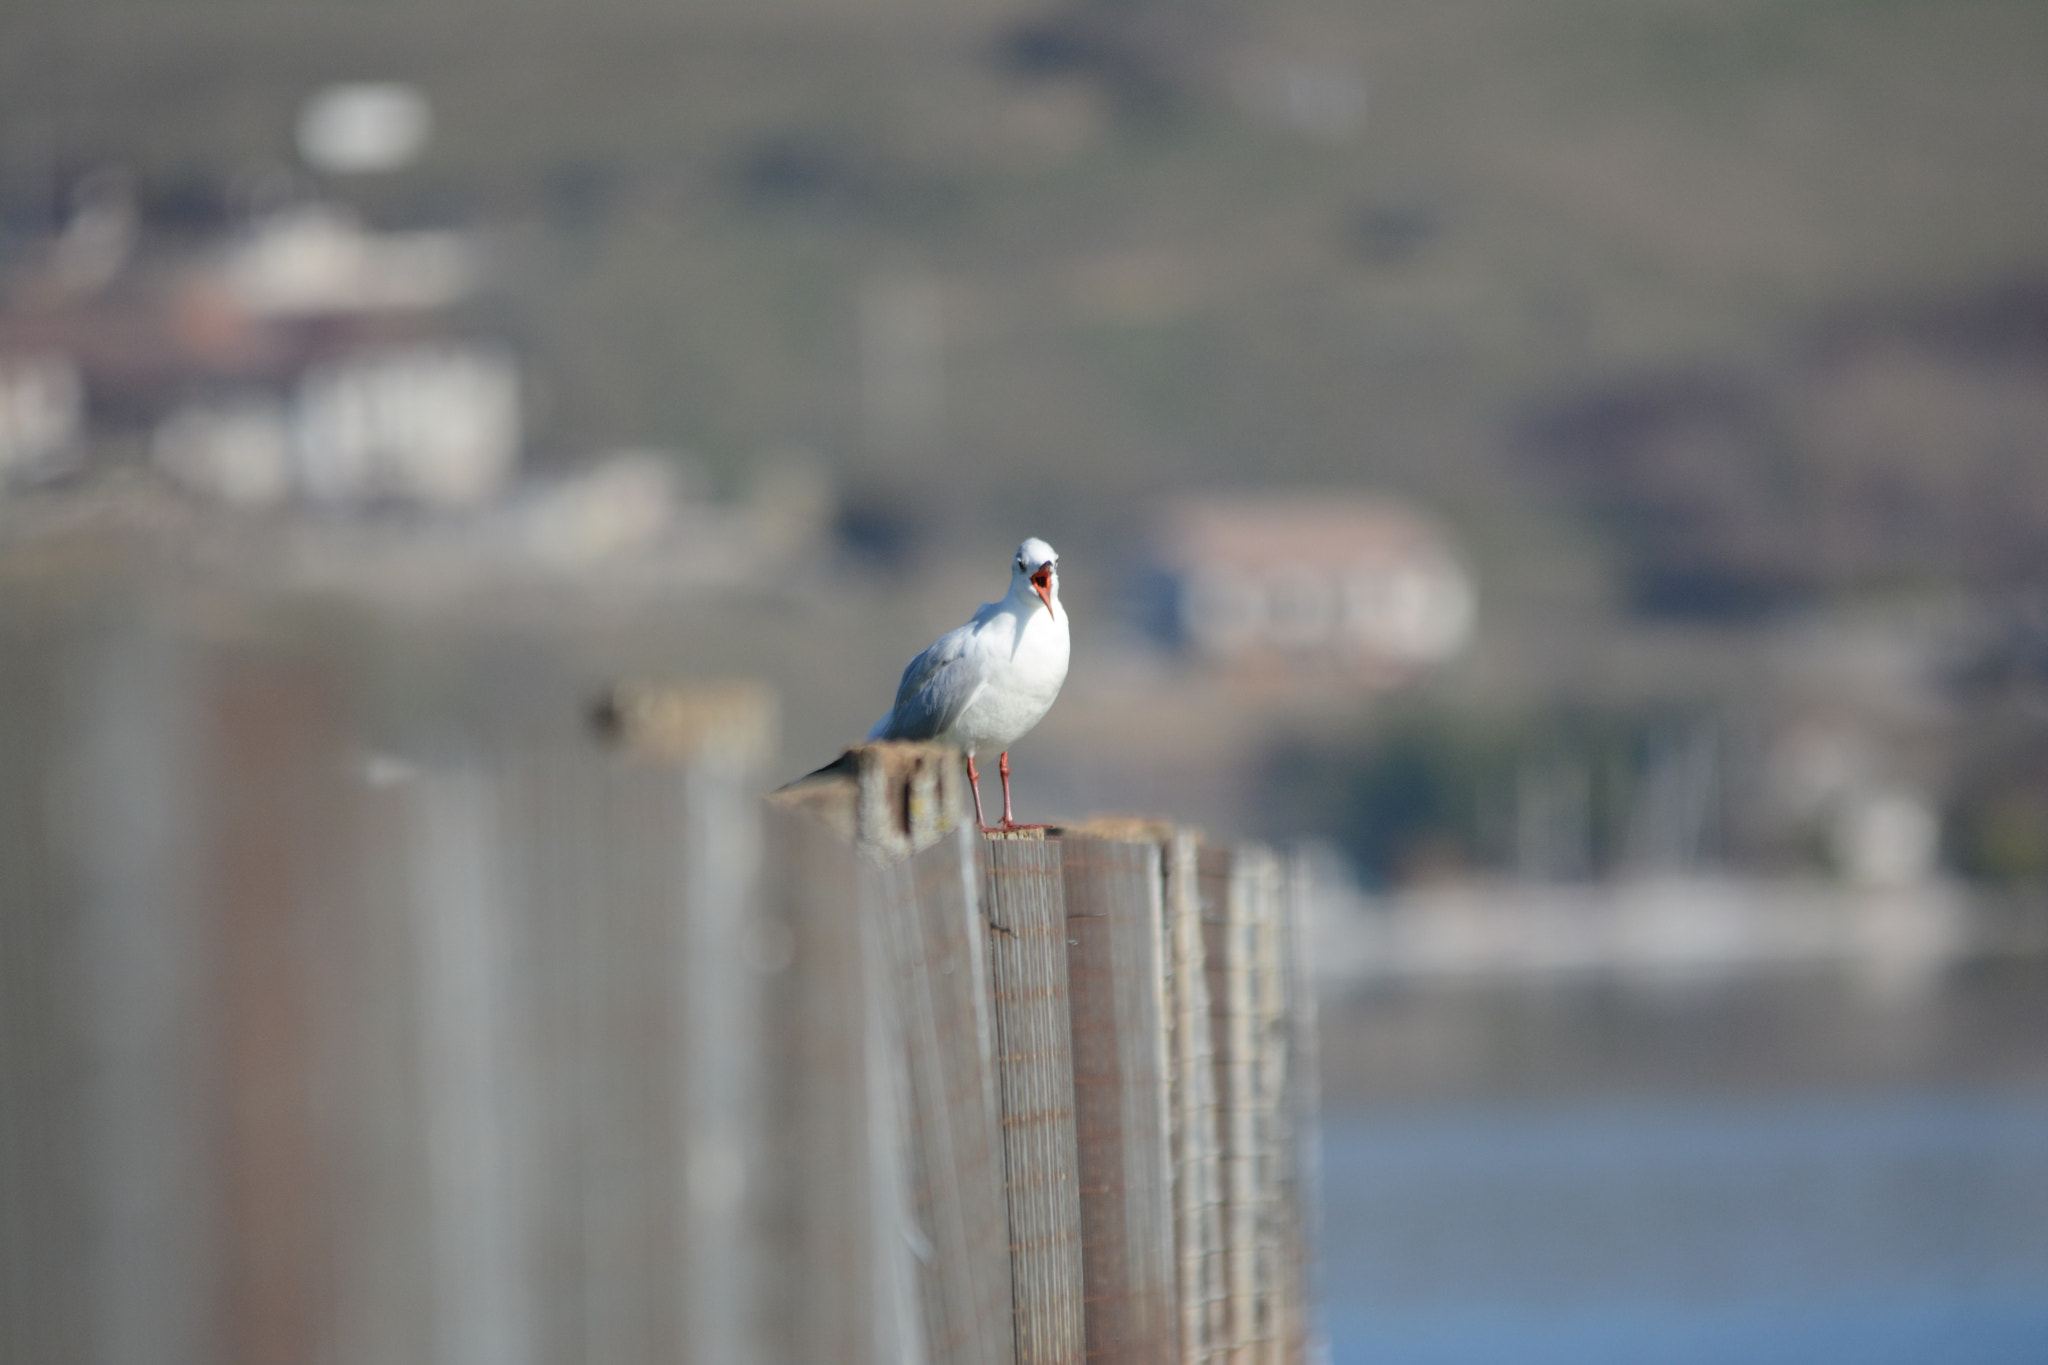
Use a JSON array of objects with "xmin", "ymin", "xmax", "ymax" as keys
[{"xmin": 1307, "ymin": 864, "xmax": 2048, "ymax": 990}]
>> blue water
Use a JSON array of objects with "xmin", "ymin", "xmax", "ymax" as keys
[{"xmin": 1319, "ymin": 1090, "xmax": 2048, "ymax": 1365}]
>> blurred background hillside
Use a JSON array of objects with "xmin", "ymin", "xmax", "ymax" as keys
[
  {"xmin": 5, "ymin": 1, "xmax": 2048, "ymax": 1359},
  {"xmin": 6, "ymin": 0, "xmax": 2048, "ymax": 876}
]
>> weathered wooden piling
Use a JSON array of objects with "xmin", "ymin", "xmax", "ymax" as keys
[
  {"xmin": 772, "ymin": 750, "xmax": 1321, "ymax": 1365},
  {"xmin": 1058, "ymin": 833, "xmax": 1177, "ymax": 1365},
  {"xmin": 771, "ymin": 740, "xmax": 1018, "ymax": 1365},
  {"xmin": 1, "ymin": 620, "xmax": 1319, "ymax": 1365},
  {"xmin": 759, "ymin": 800, "xmax": 924, "ymax": 1365},
  {"xmin": 1277, "ymin": 850, "xmax": 1323, "ymax": 1362},
  {"xmin": 348, "ymin": 688, "xmax": 780, "ymax": 1365},
  {"xmin": 1165, "ymin": 831, "xmax": 1230, "ymax": 1361},
  {"xmin": 981, "ymin": 831, "xmax": 1086, "ymax": 1365},
  {"xmin": 1202, "ymin": 845, "xmax": 1290, "ymax": 1361},
  {"xmin": 875, "ymin": 833, "xmax": 1016, "ymax": 1365}
]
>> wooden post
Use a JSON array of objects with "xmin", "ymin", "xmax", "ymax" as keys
[
  {"xmin": 207, "ymin": 661, "xmax": 344, "ymax": 1365},
  {"xmin": 982, "ymin": 832, "xmax": 1086, "ymax": 1365},
  {"xmin": 334, "ymin": 684, "xmax": 779, "ymax": 1365},
  {"xmin": 1165, "ymin": 832, "xmax": 1228, "ymax": 1362},
  {"xmin": 0, "ymin": 606, "xmax": 93, "ymax": 1365},
  {"xmin": 770, "ymin": 740, "xmax": 1017, "ymax": 1365},
  {"xmin": 1200, "ymin": 846, "xmax": 1290, "ymax": 1361},
  {"xmin": 873, "ymin": 832, "xmax": 1018, "ymax": 1365},
  {"xmin": 1057, "ymin": 833, "xmax": 1177, "ymax": 1364},
  {"xmin": 759, "ymin": 802, "xmax": 926, "ymax": 1365},
  {"xmin": 1277, "ymin": 851, "xmax": 1323, "ymax": 1362},
  {"xmin": 770, "ymin": 739, "xmax": 973, "ymax": 861}
]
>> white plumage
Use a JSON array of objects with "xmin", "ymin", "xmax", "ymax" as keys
[{"xmin": 868, "ymin": 537, "xmax": 1069, "ymax": 828}]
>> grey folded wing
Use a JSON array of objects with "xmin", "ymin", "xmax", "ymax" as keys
[{"xmin": 869, "ymin": 626, "xmax": 985, "ymax": 743}]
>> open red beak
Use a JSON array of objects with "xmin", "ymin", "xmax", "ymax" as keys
[{"xmin": 1030, "ymin": 565, "xmax": 1055, "ymax": 617}]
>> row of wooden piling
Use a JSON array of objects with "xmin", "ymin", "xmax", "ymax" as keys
[
  {"xmin": 0, "ymin": 644, "xmax": 1317, "ymax": 1365},
  {"xmin": 773, "ymin": 742, "xmax": 1321, "ymax": 1364}
]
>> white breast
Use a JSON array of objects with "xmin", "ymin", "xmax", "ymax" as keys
[{"xmin": 945, "ymin": 603, "xmax": 1069, "ymax": 755}]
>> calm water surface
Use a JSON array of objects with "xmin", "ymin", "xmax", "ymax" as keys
[{"xmin": 1319, "ymin": 1088, "xmax": 2048, "ymax": 1365}]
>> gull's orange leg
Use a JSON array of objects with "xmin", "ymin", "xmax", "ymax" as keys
[{"xmin": 966, "ymin": 752, "xmax": 990, "ymax": 830}]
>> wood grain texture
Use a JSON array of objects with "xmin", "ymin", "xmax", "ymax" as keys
[
  {"xmin": 1058, "ymin": 834, "xmax": 1177, "ymax": 1365},
  {"xmin": 983, "ymin": 834, "xmax": 1086, "ymax": 1365},
  {"xmin": 760, "ymin": 803, "xmax": 924, "ymax": 1365},
  {"xmin": 875, "ymin": 828, "xmax": 1018, "ymax": 1365},
  {"xmin": 1275, "ymin": 853, "xmax": 1322, "ymax": 1363},
  {"xmin": 1197, "ymin": 846, "xmax": 1290, "ymax": 1363},
  {"xmin": 1165, "ymin": 833, "xmax": 1227, "ymax": 1362}
]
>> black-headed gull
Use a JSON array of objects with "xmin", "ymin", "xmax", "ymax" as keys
[{"xmin": 869, "ymin": 537, "xmax": 1070, "ymax": 829}]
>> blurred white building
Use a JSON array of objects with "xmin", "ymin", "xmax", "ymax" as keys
[
  {"xmin": 221, "ymin": 204, "xmax": 478, "ymax": 317},
  {"xmin": 154, "ymin": 344, "xmax": 520, "ymax": 511},
  {"xmin": 1155, "ymin": 494, "xmax": 1475, "ymax": 681},
  {"xmin": 296, "ymin": 344, "xmax": 519, "ymax": 509}
]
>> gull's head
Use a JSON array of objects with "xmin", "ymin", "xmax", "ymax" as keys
[{"xmin": 1012, "ymin": 537, "xmax": 1061, "ymax": 618}]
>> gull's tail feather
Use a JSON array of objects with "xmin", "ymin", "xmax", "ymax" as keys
[{"xmin": 774, "ymin": 749, "xmax": 858, "ymax": 792}]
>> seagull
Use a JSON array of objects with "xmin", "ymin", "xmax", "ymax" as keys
[{"xmin": 868, "ymin": 537, "xmax": 1070, "ymax": 830}]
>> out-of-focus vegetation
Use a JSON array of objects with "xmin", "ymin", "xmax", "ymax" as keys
[
  {"xmin": 4, "ymin": 0, "xmax": 2047, "ymax": 888},
  {"xmin": 7, "ymin": 0, "xmax": 2045, "ymax": 577},
  {"xmin": 1267, "ymin": 703, "xmax": 1745, "ymax": 886}
]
